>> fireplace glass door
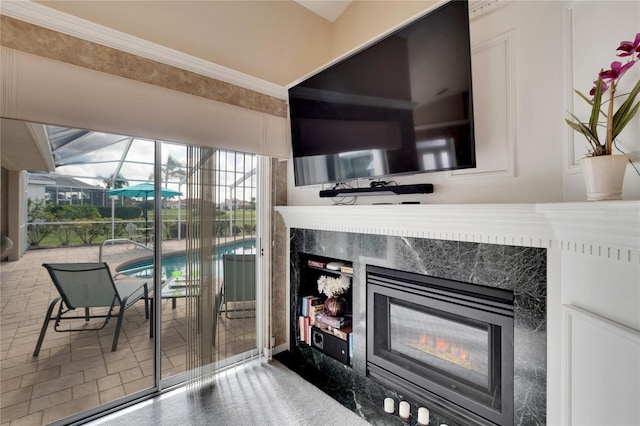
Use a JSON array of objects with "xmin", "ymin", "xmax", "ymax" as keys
[
  {"xmin": 367, "ymin": 265, "xmax": 514, "ymax": 425},
  {"xmin": 389, "ymin": 301, "xmax": 492, "ymax": 391}
]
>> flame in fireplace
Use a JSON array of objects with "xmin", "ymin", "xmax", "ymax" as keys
[
  {"xmin": 436, "ymin": 338, "xmax": 449, "ymax": 352},
  {"xmin": 409, "ymin": 333, "xmax": 480, "ymax": 373}
]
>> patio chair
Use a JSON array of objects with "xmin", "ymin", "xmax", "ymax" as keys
[
  {"xmin": 220, "ymin": 254, "xmax": 256, "ymax": 319},
  {"xmin": 125, "ymin": 222, "xmax": 144, "ymax": 247},
  {"xmin": 33, "ymin": 262, "xmax": 149, "ymax": 356}
]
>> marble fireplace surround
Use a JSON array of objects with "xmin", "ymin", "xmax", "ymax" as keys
[{"xmin": 275, "ymin": 202, "xmax": 640, "ymax": 426}]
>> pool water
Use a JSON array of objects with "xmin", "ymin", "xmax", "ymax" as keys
[{"xmin": 118, "ymin": 239, "xmax": 256, "ymax": 280}]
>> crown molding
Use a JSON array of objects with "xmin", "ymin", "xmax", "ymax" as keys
[{"xmin": 0, "ymin": 1, "xmax": 288, "ymax": 100}]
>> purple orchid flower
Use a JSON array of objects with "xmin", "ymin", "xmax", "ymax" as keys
[
  {"xmin": 599, "ymin": 60, "xmax": 635, "ymax": 83},
  {"xmin": 617, "ymin": 33, "xmax": 640, "ymax": 58}
]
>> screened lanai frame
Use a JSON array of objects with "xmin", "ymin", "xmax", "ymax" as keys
[
  {"xmin": 44, "ymin": 125, "xmax": 260, "ymax": 240},
  {"xmin": 45, "ymin": 125, "xmax": 189, "ymax": 243},
  {"xmin": 30, "ymin": 124, "xmax": 268, "ymax": 425},
  {"xmin": 47, "ymin": 124, "xmax": 187, "ymax": 199}
]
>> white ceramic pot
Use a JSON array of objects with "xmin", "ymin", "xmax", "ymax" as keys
[{"xmin": 580, "ymin": 154, "xmax": 629, "ymax": 201}]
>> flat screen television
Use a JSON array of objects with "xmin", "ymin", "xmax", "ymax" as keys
[{"xmin": 289, "ymin": 0, "xmax": 475, "ymax": 187}]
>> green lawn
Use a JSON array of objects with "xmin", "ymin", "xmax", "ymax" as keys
[{"xmin": 159, "ymin": 208, "xmax": 255, "ymax": 221}]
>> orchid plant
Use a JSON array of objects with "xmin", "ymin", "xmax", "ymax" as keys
[{"xmin": 566, "ymin": 33, "xmax": 640, "ymax": 156}]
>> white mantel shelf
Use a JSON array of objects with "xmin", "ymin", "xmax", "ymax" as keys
[{"xmin": 275, "ymin": 201, "xmax": 640, "ymax": 263}]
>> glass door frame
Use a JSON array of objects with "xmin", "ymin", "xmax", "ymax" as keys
[{"xmin": 55, "ymin": 142, "xmax": 271, "ymax": 424}]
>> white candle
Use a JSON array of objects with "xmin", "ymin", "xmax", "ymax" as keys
[
  {"xmin": 399, "ymin": 401, "xmax": 410, "ymax": 419},
  {"xmin": 384, "ymin": 397, "xmax": 395, "ymax": 413},
  {"xmin": 417, "ymin": 407, "xmax": 430, "ymax": 425}
]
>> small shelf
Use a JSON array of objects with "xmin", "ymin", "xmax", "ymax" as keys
[
  {"xmin": 304, "ymin": 255, "xmax": 353, "ymax": 277},
  {"xmin": 298, "ymin": 253, "xmax": 353, "ymax": 365},
  {"xmin": 306, "ymin": 264, "xmax": 353, "ymax": 277}
]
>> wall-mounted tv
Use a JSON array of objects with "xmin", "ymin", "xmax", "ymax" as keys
[{"xmin": 289, "ymin": 0, "xmax": 475, "ymax": 187}]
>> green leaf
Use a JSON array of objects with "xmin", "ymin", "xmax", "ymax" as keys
[
  {"xmin": 566, "ymin": 113, "xmax": 596, "ymax": 138},
  {"xmin": 575, "ymin": 89, "xmax": 594, "ymax": 106},
  {"xmin": 613, "ymin": 101, "xmax": 640, "ymax": 139},
  {"xmin": 589, "ymin": 77, "xmax": 605, "ymax": 137},
  {"xmin": 612, "ymin": 78, "xmax": 640, "ymax": 139},
  {"xmin": 565, "ymin": 115, "xmax": 600, "ymax": 151},
  {"xmin": 565, "ymin": 118, "xmax": 590, "ymax": 136}
]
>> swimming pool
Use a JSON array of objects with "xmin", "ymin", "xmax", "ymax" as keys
[{"xmin": 117, "ymin": 239, "xmax": 256, "ymax": 280}]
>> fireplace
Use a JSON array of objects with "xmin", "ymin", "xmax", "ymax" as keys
[
  {"xmin": 279, "ymin": 225, "xmax": 547, "ymax": 426},
  {"xmin": 367, "ymin": 265, "xmax": 515, "ymax": 425}
]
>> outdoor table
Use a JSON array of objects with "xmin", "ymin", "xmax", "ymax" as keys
[{"xmin": 149, "ymin": 277, "xmax": 197, "ymax": 337}]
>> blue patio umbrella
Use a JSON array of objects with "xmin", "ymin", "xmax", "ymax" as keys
[
  {"xmin": 107, "ymin": 182, "xmax": 182, "ymax": 236},
  {"xmin": 107, "ymin": 182, "xmax": 181, "ymax": 198}
]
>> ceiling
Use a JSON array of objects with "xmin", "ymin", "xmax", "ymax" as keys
[
  {"xmin": 22, "ymin": 0, "xmax": 444, "ymax": 87},
  {"xmin": 295, "ymin": 0, "xmax": 352, "ymax": 22},
  {"xmin": 26, "ymin": 0, "xmax": 364, "ymax": 87}
]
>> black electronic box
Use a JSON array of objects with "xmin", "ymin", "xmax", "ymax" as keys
[{"xmin": 310, "ymin": 326, "xmax": 349, "ymax": 365}]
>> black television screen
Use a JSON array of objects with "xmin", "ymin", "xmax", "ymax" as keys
[{"xmin": 289, "ymin": 0, "xmax": 475, "ymax": 187}]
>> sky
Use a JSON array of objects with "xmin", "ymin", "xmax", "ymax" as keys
[
  {"xmin": 55, "ymin": 138, "xmax": 186, "ymax": 190},
  {"xmin": 52, "ymin": 130, "xmax": 258, "ymax": 201}
]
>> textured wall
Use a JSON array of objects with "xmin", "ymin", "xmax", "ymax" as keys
[{"xmin": 271, "ymin": 159, "xmax": 289, "ymax": 348}]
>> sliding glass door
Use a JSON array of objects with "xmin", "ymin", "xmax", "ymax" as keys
[
  {"xmin": 162, "ymin": 146, "xmax": 261, "ymax": 388},
  {"xmin": 12, "ymin": 130, "xmax": 269, "ymax": 425}
]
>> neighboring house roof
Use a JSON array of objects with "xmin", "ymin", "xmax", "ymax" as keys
[
  {"xmin": 27, "ymin": 174, "xmax": 55, "ymax": 186},
  {"xmin": 28, "ymin": 172, "xmax": 102, "ymax": 191}
]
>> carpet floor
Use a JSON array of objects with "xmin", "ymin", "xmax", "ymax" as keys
[{"xmin": 86, "ymin": 358, "xmax": 371, "ymax": 426}]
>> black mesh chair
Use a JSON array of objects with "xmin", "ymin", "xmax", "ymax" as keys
[{"xmin": 33, "ymin": 262, "xmax": 149, "ymax": 356}]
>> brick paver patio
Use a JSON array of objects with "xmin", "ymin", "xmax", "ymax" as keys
[{"xmin": 0, "ymin": 240, "xmax": 255, "ymax": 425}]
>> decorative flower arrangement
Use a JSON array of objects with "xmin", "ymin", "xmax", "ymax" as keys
[
  {"xmin": 317, "ymin": 275, "xmax": 350, "ymax": 298},
  {"xmin": 565, "ymin": 33, "xmax": 640, "ymax": 157}
]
